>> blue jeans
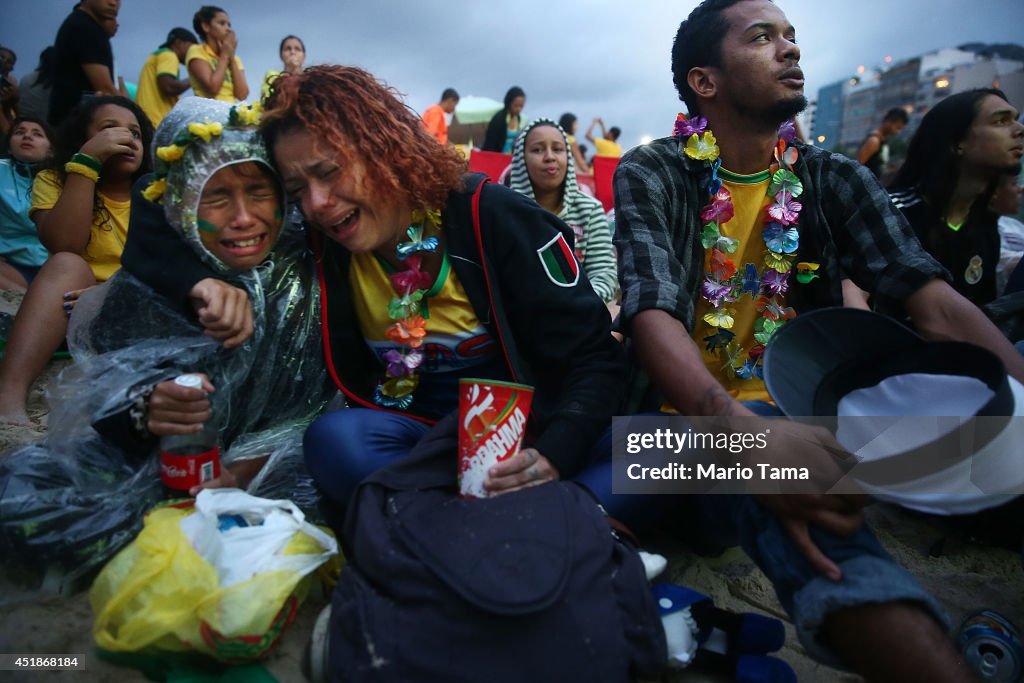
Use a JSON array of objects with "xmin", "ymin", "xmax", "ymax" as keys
[
  {"xmin": 303, "ymin": 408, "xmax": 431, "ymax": 507},
  {"xmin": 304, "ymin": 408, "xmax": 617, "ymax": 509},
  {"xmin": 586, "ymin": 403, "xmax": 948, "ymax": 666}
]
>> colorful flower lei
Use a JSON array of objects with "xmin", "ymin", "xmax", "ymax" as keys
[
  {"xmin": 142, "ymin": 103, "xmax": 263, "ymax": 202},
  {"xmin": 373, "ymin": 208, "xmax": 442, "ymax": 410},
  {"xmin": 674, "ymin": 113, "xmax": 819, "ymax": 380}
]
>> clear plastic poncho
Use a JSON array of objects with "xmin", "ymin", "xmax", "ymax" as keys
[{"xmin": 0, "ymin": 99, "xmax": 332, "ymax": 577}]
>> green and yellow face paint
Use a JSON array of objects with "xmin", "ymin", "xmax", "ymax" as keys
[{"xmin": 198, "ymin": 218, "xmax": 219, "ymax": 234}]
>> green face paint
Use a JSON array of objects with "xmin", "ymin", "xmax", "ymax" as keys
[
  {"xmin": 197, "ymin": 218, "xmax": 219, "ymax": 234},
  {"xmin": 274, "ymin": 208, "xmax": 283, "ymax": 222}
]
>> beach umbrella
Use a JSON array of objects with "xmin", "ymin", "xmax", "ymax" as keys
[{"xmin": 453, "ymin": 95, "xmax": 502, "ymax": 125}]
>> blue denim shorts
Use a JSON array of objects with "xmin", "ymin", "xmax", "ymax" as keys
[
  {"xmin": 730, "ymin": 494, "xmax": 948, "ymax": 666},
  {"xmin": 723, "ymin": 400, "xmax": 949, "ymax": 665}
]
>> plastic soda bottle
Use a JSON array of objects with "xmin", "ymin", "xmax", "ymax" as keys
[{"xmin": 159, "ymin": 374, "xmax": 220, "ymax": 495}]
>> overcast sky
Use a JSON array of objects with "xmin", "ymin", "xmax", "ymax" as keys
[{"xmin": 4, "ymin": 0, "xmax": 1024, "ymax": 149}]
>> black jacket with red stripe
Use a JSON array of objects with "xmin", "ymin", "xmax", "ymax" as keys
[{"xmin": 315, "ymin": 174, "xmax": 625, "ymax": 475}]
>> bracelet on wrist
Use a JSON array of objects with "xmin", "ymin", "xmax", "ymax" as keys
[
  {"xmin": 127, "ymin": 382, "xmax": 157, "ymax": 438},
  {"xmin": 70, "ymin": 152, "xmax": 103, "ymax": 173},
  {"xmin": 64, "ymin": 161, "xmax": 100, "ymax": 183}
]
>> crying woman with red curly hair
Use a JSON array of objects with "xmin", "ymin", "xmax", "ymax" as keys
[{"xmin": 121, "ymin": 64, "xmax": 625, "ymax": 515}]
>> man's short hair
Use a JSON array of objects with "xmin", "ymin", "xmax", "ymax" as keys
[
  {"xmin": 608, "ymin": 126, "xmax": 621, "ymax": 140},
  {"xmin": 161, "ymin": 27, "xmax": 199, "ymax": 49},
  {"xmin": 671, "ymin": 0, "xmax": 751, "ymax": 114},
  {"xmin": 883, "ymin": 108, "xmax": 909, "ymax": 125},
  {"xmin": 441, "ymin": 88, "xmax": 459, "ymax": 102}
]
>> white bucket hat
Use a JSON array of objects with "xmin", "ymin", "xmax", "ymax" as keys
[{"xmin": 763, "ymin": 307, "xmax": 1024, "ymax": 514}]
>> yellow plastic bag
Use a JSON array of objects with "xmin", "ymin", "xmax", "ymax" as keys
[{"xmin": 91, "ymin": 489, "xmax": 338, "ymax": 661}]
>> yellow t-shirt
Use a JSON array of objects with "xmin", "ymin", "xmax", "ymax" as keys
[
  {"xmin": 593, "ymin": 137, "xmax": 622, "ymax": 158},
  {"xmin": 185, "ymin": 43, "xmax": 245, "ymax": 102},
  {"xmin": 349, "ymin": 250, "xmax": 499, "ymax": 374},
  {"xmin": 692, "ymin": 170, "xmax": 779, "ymax": 404},
  {"xmin": 135, "ymin": 48, "xmax": 183, "ymax": 128},
  {"xmin": 30, "ymin": 169, "xmax": 130, "ymax": 282}
]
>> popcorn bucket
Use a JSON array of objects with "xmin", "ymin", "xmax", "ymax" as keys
[{"xmin": 458, "ymin": 378, "xmax": 534, "ymax": 498}]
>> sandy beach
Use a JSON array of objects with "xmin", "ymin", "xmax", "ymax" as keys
[{"xmin": 1, "ymin": 289, "xmax": 1022, "ymax": 683}]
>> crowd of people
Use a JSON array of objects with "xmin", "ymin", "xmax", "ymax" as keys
[{"xmin": 1, "ymin": 0, "xmax": 1024, "ymax": 681}]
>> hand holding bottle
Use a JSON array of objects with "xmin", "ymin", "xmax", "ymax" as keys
[{"xmin": 148, "ymin": 373, "xmax": 214, "ymax": 435}]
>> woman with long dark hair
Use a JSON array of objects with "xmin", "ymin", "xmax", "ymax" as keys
[
  {"xmin": 482, "ymin": 85, "xmax": 526, "ymax": 153},
  {"xmin": 0, "ymin": 96, "xmax": 152, "ymax": 424},
  {"xmin": 0, "ymin": 117, "xmax": 53, "ymax": 290},
  {"xmin": 261, "ymin": 34, "xmax": 305, "ymax": 101},
  {"xmin": 186, "ymin": 5, "xmax": 249, "ymax": 102},
  {"xmin": 558, "ymin": 112, "xmax": 591, "ymax": 174},
  {"xmin": 16, "ymin": 47, "xmax": 56, "ymax": 122},
  {"xmin": 889, "ymin": 88, "xmax": 1024, "ymax": 305}
]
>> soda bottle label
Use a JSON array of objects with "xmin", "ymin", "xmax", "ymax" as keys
[{"xmin": 160, "ymin": 446, "xmax": 221, "ymax": 491}]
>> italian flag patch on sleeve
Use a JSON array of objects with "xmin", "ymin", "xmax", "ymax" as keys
[{"xmin": 536, "ymin": 233, "xmax": 580, "ymax": 287}]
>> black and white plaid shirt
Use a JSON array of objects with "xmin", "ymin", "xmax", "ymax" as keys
[{"xmin": 612, "ymin": 136, "xmax": 948, "ymax": 332}]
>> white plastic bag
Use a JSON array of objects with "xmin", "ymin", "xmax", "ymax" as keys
[{"xmin": 180, "ymin": 488, "xmax": 337, "ymax": 587}]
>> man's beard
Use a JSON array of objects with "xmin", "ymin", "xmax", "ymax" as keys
[
  {"xmin": 736, "ymin": 94, "xmax": 808, "ymax": 130},
  {"xmin": 765, "ymin": 94, "xmax": 807, "ymax": 126}
]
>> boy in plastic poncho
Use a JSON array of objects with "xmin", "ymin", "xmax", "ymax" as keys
[{"xmin": 0, "ymin": 98, "xmax": 333, "ymax": 580}]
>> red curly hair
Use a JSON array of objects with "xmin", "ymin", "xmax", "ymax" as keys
[{"xmin": 261, "ymin": 65, "xmax": 467, "ymax": 210}]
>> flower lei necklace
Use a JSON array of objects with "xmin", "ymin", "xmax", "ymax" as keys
[
  {"xmin": 373, "ymin": 208, "xmax": 442, "ymax": 409},
  {"xmin": 673, "ymin": 113, "xmax": 819, "ymax": 380}
]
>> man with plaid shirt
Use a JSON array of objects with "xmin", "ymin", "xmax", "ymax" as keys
[{"xmin": 613, "ymin": 0, "xmax": 1024, "ymax": 680}]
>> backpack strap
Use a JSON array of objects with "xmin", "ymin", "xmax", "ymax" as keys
[
  {"xmin": 465, "ymin": 174, "xmax": 519, "ymax": 383},
  {"xmin": 469, "ymin": 173, "xmax": 487, "ymax": 234}
]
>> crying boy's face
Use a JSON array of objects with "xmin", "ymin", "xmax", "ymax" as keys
[{"xmin": 197, "ymin": 161, "xmax": 282, "ymax": 271}]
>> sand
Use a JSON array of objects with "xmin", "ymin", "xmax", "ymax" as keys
[{"xmin": 1, "ymin": 289, "xmax": 1021, "ymax": 683}]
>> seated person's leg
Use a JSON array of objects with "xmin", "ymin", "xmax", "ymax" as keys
[
  {"xmin": 0, "ymin": 252, "xmax": 94, "ymax": 424},
  {"xmin": 303, "ymin": 407, "xmax": 430, "ymax": 508},
  {"xmin": 0, "ymin": 259, "xmax": 30, "ymax": 291},
  {"xmin": 729, "ymin": 496, "xmax": 970, "ymax": 677},
  {"xmin": 583, "ymin": 403, "xmax": 968, "ymax": 678}
]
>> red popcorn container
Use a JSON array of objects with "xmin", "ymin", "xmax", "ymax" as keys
[{"xmin": 458, "ymin": 378, "xmax": 534, "ymax": 498}]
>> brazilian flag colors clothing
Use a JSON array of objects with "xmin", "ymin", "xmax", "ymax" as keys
[
  {"xmin": 692, "ymin": 169, "xmax": 777, "ymax": 403},
  {"xmin": 349, "ymin": 248, "xmax": 505, "ymax": 418}
]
